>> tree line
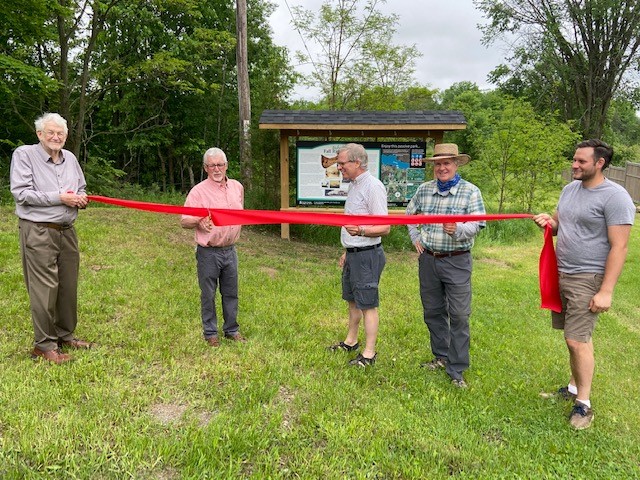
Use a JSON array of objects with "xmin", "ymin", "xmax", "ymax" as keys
[
  {"xmin": 1, "ymin": 0, "xmax": 292, "ymax": 208},
  {"xmin": 2, "ymin": 0, "xmax": 640, "ymax": 212}
]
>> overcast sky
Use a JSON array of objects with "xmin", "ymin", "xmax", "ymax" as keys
[{"xmin": 268, "ymin": 0, "xmax": 512, "ymax": 101}]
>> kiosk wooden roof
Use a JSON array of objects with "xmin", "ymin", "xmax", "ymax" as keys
[{"xmin": 258, "ymin": 109, "xmax": 468, "ymax": 238}]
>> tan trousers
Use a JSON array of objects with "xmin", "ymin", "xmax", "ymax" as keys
[{"xmin": 19, "ymin": 219, "xmax": 80, "ymax": 351}]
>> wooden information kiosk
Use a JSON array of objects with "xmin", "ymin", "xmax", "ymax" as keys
[{"xmin": 258, "ymin": 110, "xmax": 467, "ymax": 239}]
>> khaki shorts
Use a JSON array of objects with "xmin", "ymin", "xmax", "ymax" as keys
[{"xmin": 552, "ymin": 272, "xmax": 604, "ymax": 343}]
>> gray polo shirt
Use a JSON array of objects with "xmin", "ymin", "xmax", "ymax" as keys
[{"xmin": 10, "ymin": 143, "xmax": 87, "ymax": 224}]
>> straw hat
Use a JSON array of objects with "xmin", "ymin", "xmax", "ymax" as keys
[{"xmin": 426, "ymin": 143, "xmax": 470, "ymax": 166}]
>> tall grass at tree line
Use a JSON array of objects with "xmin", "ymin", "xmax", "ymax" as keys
[{"xmin": 0, "ymin": 205, "xmax": 639, "ymax": 479}]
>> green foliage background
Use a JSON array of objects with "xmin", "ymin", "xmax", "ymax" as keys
[{"xmin": 3, "ymin": 0, "xmax": 640, "ymax": 212}]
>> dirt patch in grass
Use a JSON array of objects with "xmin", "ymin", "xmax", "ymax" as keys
[
  {"xmin": 89, "ymin": 264, "xmax": 113, "ymax": 271},
  {"xmin": 196, "ymin": 410, "xmax": 217, "ymax": 427},
  {"xmin": 149, "ymin": 403, "xmax": 187, "ymax": 425},
  {"xmin": 276, "ymin": 385, "xmax": 296, "ymax": 431},
  {"xmin": 260, "ymin": 266, "xmax": 278, "ymax": 279},
  {"xmin": 149, "ymin": 402, "xmax": 217, "ymax": 428},
  {"xmin": 149, "ymin": 467, "xmax": 179, "ymax": 480},
  {"xmin": 482, "ymin": 427, "xmax": 506, "ymax": 445}
]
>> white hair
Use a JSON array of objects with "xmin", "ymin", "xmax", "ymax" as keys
[
  {"xmin": 203, "ymin": 147, "xmax": 228, "ymax": 165},
  {"xmin": 35, "ymin": 113, "xmax": 68, "ymax": 134},
  {"xmin": 337, "ymin": 143, "xmax": 368, "ymax": 169}
]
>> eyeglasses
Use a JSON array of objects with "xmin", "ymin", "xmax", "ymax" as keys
[
  {"xmin": 43, "ymin": 130, "xmax": 67, "ymax": 139},
  {"xmin": 336, "ymin": 160, "xmax": 353, "ymax": 166},
  {"xmin": 205, "ymin": 163, "xmax": 226, "ymax": 169}
]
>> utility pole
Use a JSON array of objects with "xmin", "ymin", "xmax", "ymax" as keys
[{"xmin": 236, "ymin": 0, "xmax": 252, "ymax": 192}]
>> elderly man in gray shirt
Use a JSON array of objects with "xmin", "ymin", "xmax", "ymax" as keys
[{"xmin": 10, "ymin": 112, "xmax": 93, "ymax": 364}]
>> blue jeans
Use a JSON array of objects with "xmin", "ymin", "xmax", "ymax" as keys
[{"xmin": 196, "ymin": 245, "xmax": 239, "ymax": 338}]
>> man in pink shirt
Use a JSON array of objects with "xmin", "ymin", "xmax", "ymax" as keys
[{"xmin": 181, "ymin": 148, "xmax": 245, "ymax": 347}]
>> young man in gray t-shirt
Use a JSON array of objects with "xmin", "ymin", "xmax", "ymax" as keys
[{"xmin": 533, "ymin": 139, "xmax": 635, "ymax": 430}]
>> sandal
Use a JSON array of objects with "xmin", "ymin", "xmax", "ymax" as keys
[
  {"xmin": 328, "ymin": 341, "xmax": 359, "ymax": 352},
  {"xmin": 349, "ymin": 353, "xmax": 377, "ymax": 367}
]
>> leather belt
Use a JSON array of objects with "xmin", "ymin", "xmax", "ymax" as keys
[
  {"xmin": 424, "ymin": 249, "xmax": 469, "ymax": 258},
  {"xmin": 35, "ymin": 222, "xmax": 74, "ymax": 231},
  {"xmin": 346, "ymin": 243, "xmax": 381, "ymax": 253},
  {"xmin": 199, "ymin": 244, "xmax": 235, "ymax": 251}
]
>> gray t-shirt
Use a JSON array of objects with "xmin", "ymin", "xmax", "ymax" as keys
[{"xmin": 556, "ymin": 179, "xmax": 635, "ymax": 274}]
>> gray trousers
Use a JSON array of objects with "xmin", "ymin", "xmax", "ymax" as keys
[
  {"xmin": 196, "ymin": 245, "xmax": 239, "ymax": 339},
  {"xmin": 418, "ymin": 251, "xmax": 472, "ymax": 381},
  {"xmin": 19, "ymin": 219, "xmax": 80, "ymax": 351}
]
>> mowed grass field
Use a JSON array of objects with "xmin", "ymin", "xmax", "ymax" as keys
[{"xmin": 1, "ymin": 205, "xmax": 639, "ymax": 479}]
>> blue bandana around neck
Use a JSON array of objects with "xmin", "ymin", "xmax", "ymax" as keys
[{"xmin": 437, "ymin": 173, "xmax": 461, "ymax": 193}]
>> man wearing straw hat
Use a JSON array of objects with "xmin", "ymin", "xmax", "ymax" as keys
[{"xmin": 406, "ymin": 143, "xmax": 486, "ymax": 388}]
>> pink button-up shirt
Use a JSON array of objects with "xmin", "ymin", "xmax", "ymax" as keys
[{"xmin": 181, "ymin": 177, "xmax": 244, "ymax": 247}]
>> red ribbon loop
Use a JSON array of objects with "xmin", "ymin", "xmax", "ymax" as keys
[{"xmin": 86, "ymin": 195, "xmax": 559, "ymax": 311}]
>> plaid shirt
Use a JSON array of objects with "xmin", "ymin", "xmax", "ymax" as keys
[{"xmin": 406, "ymin": 178, "xmax": 486, "ymax": 252}]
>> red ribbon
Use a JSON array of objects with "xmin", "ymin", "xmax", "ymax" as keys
[
  {"xmin": 539, "ymin": 224, "xmax": 563, "ymax": 312},
  {"xmin": 88, "ymin": 195, "xmax": 211, "ymax": 217},
  {"xmin": 88, "ymin": 195, "xmax": 532, "ymax": 226},
  {"xmin": 87, "ymin": 195, "xmax": 560, "ymax": 311}
]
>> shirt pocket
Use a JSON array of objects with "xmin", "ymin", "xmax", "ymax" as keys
[{"xmin": 449, "ymin": 206, "xmax": 467, "ymax": 215}]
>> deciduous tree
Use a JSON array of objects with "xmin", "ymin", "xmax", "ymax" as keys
[
  {"xmin": 476, "ymin": 0, "xmax": 640, "ymax": 139},
  {"xmin": 291, "ymin": 0, "xmax": 420, "ymax": 109},
  {"xmin": 440, "ymin": 84, "xmax": 577, "ymax": 212},
  {"xmin": 1, "ymin": 0, "xmax": 294, "ymax": 203},
  {"xmin": 472, "ymin": 97, "xmax": 577, "ymax": 212}
]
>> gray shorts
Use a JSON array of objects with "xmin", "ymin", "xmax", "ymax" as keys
[
  {"xmin": 552, "ymin": 272, "xmax": 604, "ymax": 342},
  {"xmin": 342, "ymin": 245, "xmax": 386, "ymax": 310}
]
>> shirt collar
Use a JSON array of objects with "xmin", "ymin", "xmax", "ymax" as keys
[
  {"xmin": 351, "ymin": 170, "xmax": 370, "ymax": 185},
  {"xmin": 431, "ymin": 179, "xmax": 461, "ymax": 196},
  {"xmin": 39, "ymin": 143, "xmax": 65, "ymax": 164},
  {"xmin": 208, "ymin": 176, "xmax": 229, "ymax": 189}
]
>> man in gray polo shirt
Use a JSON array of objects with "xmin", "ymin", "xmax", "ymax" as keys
[
  {"xmin": 10, "ymin": 113, "xmax": 93, "ymax": 364},
  {"xmin": 328, "ymin": 143, "xmax": 390, "ymax": 367}
]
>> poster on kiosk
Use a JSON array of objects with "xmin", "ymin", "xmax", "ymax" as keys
[{"xmin": 296, "ymin": 140, "xmax": 427, "ymax": 207}]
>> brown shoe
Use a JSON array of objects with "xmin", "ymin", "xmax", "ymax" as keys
[
  {"xmin": 60, "ymin": 338, "xmax": 95, "ymax": 349},
  {"xmin": 206, "ymin": 336, "xmax": 220, "ymax": 347},
  {"xmin": 31, "ymin": 348, "xmax": 72, "ymax": 364},
  {"xmin": 451, "ymin": 378, "xmax": 468, "ymax": 389},
  {"xmin": 420, "ymin": 357, "xmax": 446, "ymax": 370},
  {"xmin": 569, "ymin": 402, "xmax": 594, "ymax": 430},
  {"xmin": 224, "ymin": 332, "xmax": 247, "ymax": 342}
]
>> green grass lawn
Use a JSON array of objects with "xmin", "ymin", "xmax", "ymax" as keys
[{"xmin": 1, "ymin": 205, "xmax": 639, "ymax": 479}]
